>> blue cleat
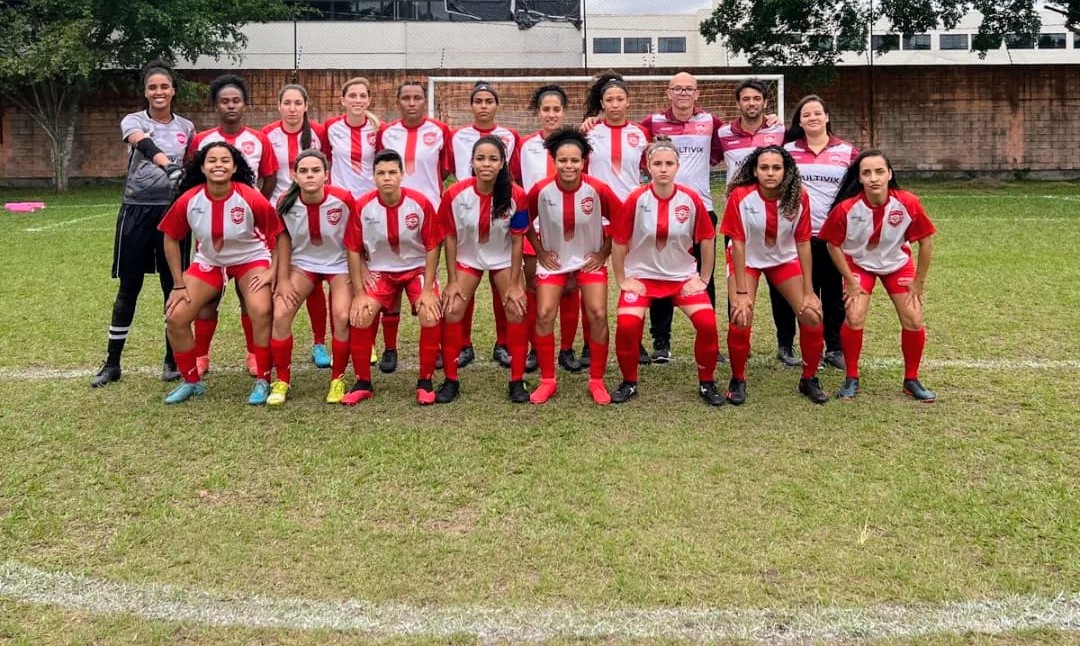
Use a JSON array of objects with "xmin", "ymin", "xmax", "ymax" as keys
[
  {"xmin": 165, "ymin": 381, "xmax": 206, "ymax": 405},
  {"xmin": 311, "ymin": 343, "xmax": 331, "ymax": 369},
  {"xmin": 247, "ymin": 379, "xmax": 271, "ymax": 406},
  {"xmin": 836, "ymin": 377, "xmax": 860, "ymax": 401},
  {"xmin": 903, "ymin": 379, "xmax": 936, "ymax": 402}
]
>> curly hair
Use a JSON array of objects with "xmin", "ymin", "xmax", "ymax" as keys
[
  {"xmin": 209, "ymin": 73, "xmax": 249, "ymax": 104},
  {"xmin": 543, "ymin": 126, "xmax": 592, "ymax": 161},
  {"xmin": 177, "ymin": 142, "xmax": 256, "ymax": 194},
  {"xmin": 828, "ymin": 149, "xmax": 900, "ymax": 213},
  {"xmin": 531, "ymin": 84, "xmax": 568, "ymax": 111},
  {"xmin": 584, "ymin": 70, "xmax": 627, "ymax": 118},
  {"xmin": 726, "ymin": 145, "xmax": 803, "ymax": 220},
  {"xmin": 471, "ymin": 135, "xmax": 513, "ymax": 219}
]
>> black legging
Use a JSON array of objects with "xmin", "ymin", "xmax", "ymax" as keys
[
  {"xmin": 648, "ymin": 210, "xmax": 719, "ymax": 345},
  {"xmin": 768, "ymin": 237, "xmax": 844, "ymax": 352}
]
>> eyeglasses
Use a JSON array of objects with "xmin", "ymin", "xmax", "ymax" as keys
[{"xmin": 667, "ymin": 87, "xmax": 697, "ymax": 95}]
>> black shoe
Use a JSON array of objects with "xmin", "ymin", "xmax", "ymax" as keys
[
  {"xmin": 525, "ymin": 349, "xmax": 538, "ymax": 373},
  {"xmin": 508, "ymin": 379, "xmax": 530, "ymax": 403},
  {"xmin": 726, "ymin": 378, "xmax": 747, "ymax": 405},
  {"xmin": 161, "ymin": 361, "xmax": 181, "ymax": 382},
  {"xmin": 777, "ymin": 346, "xmax": 801, "ymax": 367},
  {"xmin": 378, "ymin": 348, "xmax": 398, "ymax": 374},
  {"xmin": 823, "ymin": 350, "xmax": 846, "ymax": 370},
  {"xmin": 90, "ymin": 363, "xmax": 121, "ymax": 388},
  {"xmin": 457, "ymin": 345, "xmax": 476, "ymax": 369},
  {"xmin": 903, "ymin": 378, "xmax": 937, "ymax": 402},
  {"xmin": 558, "ymin": 348, "xmax": 583, "ymax": 372},
  {"xmin": 716, "ymin": 351, "xmax": 728, "ymax": 364},
  {"xmin": 610, "ymin": 380, "xmax": 638, "ymax": 403},
  {"xmin": 638, "ymin": 344, "xmax": 652, "ymax": 365},
  {"xmin": 579, "ymin": 344, "xmax": 591, "ymax": 368},
  {"xmin": 798, "ymin": 376, "xmax": 829, "ymax": 404},
  {"xmin": 490, "ymin": 344, "xmax": 510, "ymax": 368},
  {"xmin": 650, "ymin": 339, "xmax": 671, "ymax": 364},
  {"xmin": 698, "ymin": 380, "xmax": 725, "ymax": 406},
  {"xmin": 435, "ymin": 352, "xmax": 444, "ymax": 371},
  {"xmin": 435, "ymin": 379, "xmax": 460, "ymax": 403}
]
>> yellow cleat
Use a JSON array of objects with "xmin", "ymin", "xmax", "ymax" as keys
[
  {"xmin": 266, "ymin": 380, "xmax": 290, "ymax": 407},
  {"xmin": 326, "ymin": 377, "xmax": 347, "ymax": 404},
  {"xmin": 370, "ymin": 346, "xmax": 378, "ymax": 365}
]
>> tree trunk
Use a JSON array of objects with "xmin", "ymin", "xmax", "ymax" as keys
[{"xmin": 4, "ymin": 80, "xmax": 83, "ymax": 192}]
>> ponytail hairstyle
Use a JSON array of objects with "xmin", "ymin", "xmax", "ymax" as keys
[
  {"xmin": 209, "ymin": 73, "xmax": 250, "ymax": 104},
  {"xmin": 471, "ymin": 134, "xmax": 513, "ymax": 220},
  {"xmin": 828, "ymin": 149, "xmax": 900, "ymax": 214},
  {"xmin": 584, "ymin": 70, "xmax": 627, "ymax": 118},
  {"xmin": 342, "ymin": 77, "xmax": 380, "ymax": 129},
  {"xmin": 140, "ymin": 59, "xmax": 179, "ymax": 113},
  {"xmin": 278, "ymin": 83, "xmax": 313, "ymax": 150},
  {"xmin": 543, "ymin": 126, "xmax": 592, "ymax": 161},
  {"xmin": 531, "ymin": 84, "xmax": 568, "ymax": 112},
  {"xmin": 276, "ymin": 149, "xmax": 329, "ymax": 218},
  {"xmin": 645, "ymin": 135, "xmax": 679, "ymax": 162},
  {"xmin": 726, "ymin": 145, "xmax": 804, "ymax": 220},
  {"xmin": 785, "ymin": 94, "xmax": 833, "ymax": 144},
  {"xmin": 177, "ymin": 142, "xmax": 255, "ymax": 194}
]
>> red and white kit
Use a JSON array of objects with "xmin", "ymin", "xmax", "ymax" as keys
[
  {"xmin": 189, "ymin": 127, "xmax": 278, "ymax": 182},
  {"xmin": 721, "ymin": 184, "xmax": 812, "ymax": 281},
  {"xmin": 378, "ymin": 118, "xmax": 452, "ymax": 208},
  {"xmin": 715, "ymin": 121, "xmax": 786, "ymax": 177},
  {"xmin": 528, "ymin": 175, "xmax": 619, "ymax": 282},
  {"xmin": 640, "ymin": 109, "xmax": 724, "ymax": 210},
  {"xmin": 511, "ymin": 131, "xmax": 555, "ymax": 193},
  {"xmin": 784, "ymin": 137, "xmax": 859, "ymax": 234},
  {"xmin": 323, "ymin": 115, "xmax": 380, "ymax": 199},
  {"xmin": 585, "ymin": 121, "xmax": 649, "ymax": 201},
  {"xmin": 278, "ymin": 185, "xmax": 354, "ymax": 277},
  {"xmin": 439, "ymin": 177, "xmax": 529, "ymax": 272},
  {"xmin": 449, "ymin": 125, "xmax": 520, "ymax": 181},
  {"xmin": 613, "ymin": 183, "xmax": 714, "ymax": 284},
  {"xmin": 262, "ymin": 120, "xmax": 326, "ymax": 203}
]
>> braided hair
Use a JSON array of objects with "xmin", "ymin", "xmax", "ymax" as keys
[
  {"xmin": 828, "ymin": 149, "xmax": 900, "ymax": 214},
  {"xmin": 276, "ymin": 149, "xmax": 328, "ymax": 218},
  {"xmin": 584, "ymin": 70, "xmax": 627, "ymax": 119},
  {"xmin": 726, "ymin": 145, "xmax": 804, "ymax": 220},
  {"xmin": 471, "ymin": 134, "xmax": 513, "ymax": 219},
  {"xmin": 177, "ymin": 142, "xmax": 256, "ymax": 194}
]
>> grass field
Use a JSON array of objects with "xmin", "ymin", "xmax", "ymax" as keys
[{"xmin": 0, "ymin": 180, "xmax": 1078, "ymax": 644}]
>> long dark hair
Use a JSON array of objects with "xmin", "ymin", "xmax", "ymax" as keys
[
  {"xmin": 584, "ymin": 70, "xmax": 627, "ymax": 119},
  {"xmin": 177, "ymin": 142, "xmax": 256, "ymax": 194},
  {"xmin": 531, "ymin": 84, "xmax": 568, "ymax": 112},
  {"xmin": 543, "ymin": 126, "xmax": 592, "ymax": 161},
  {"xmin": 140, "ymin": 59, "xmax": 178, "ymax": 113},
  {"xmin": 278, "ymin": 83, "xmax": 313, "ymax": 150},
  {"xmin": 471, "ymin": 134, "xmax": 513, "ymax": 219},
  {"xmin": 276, "ymin": 149, "xmax": 328, "ymax": 217},
  {"xmin": 828, "ymin": 149, "xmax": 901, "ymax": 213},
  {"xmin": 785, "ymin": 94, "xmax": 834, "ymax": 144},
  {"xmin": 726, "ymin": 145, "xmax": 804, "ymax": 220}
]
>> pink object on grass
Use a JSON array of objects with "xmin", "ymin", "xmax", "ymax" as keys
[{"xmin": 4, "ymin": 202, "xmax": 47, "ymax": 213}]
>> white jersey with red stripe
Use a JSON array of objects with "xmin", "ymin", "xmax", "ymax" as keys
[
  {"xmin": 189, "ymin": 127, "xmax": 278, "ymax": 183},
  {"xmin": 640, "ymin": 109, "xmax": 724, "ymax": 211},
  {"xmin": 449, "ymin": 124, "xmax": 520, "ymax": 181},
  {"xmin": 278, "ymin": 185, "xmax": 353, "ymax": 275},
  {"xmin": 528, "ymin": 175, "xmax": 620, "ymax": 276},
  {"xmin": 784, "ymin": 137, "xmax": 860, "ymax": 235},
  {"xmin": 345, "ymin": 187, "xmax": 440, "ymax": 273},
  {"xmin": 819, "ymin": 189, "xmax": 937, "ymax": 275},
  {"xmin": 262, "ymin": 120, "xmax": 326, "ymax": 204},
  {"xmin": 323, "ymin": 115, "xmax": 380, "ymax": 199},
  {"xmin": 439, "ymin": 178, "xmax": 529, "ymax": 272},
  {"xmin": 715, "ymin": 120, "xmax": 787, "ymax": 176},
  {"xmin": 720, "ymin": 184, "xmax": 812, "ymax": 269},
  {"xmin": 585, "ymin": 120, "xmax": 649, "ymax": 201},
  {"xmin": 378, "ymin": 118, "xmax": 451, "ymax": 208},
  {"xmin": 511, "ymin": 131, "xmax": 555, "ymax": 194},
  {"xmin": 158, "ymin": 183, "xmax": 283, "ymax": 268},
  {"xmin": 613, "ymin": 183, "xmax": 715, "ymax": 281}
]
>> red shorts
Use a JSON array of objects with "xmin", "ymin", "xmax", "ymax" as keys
[
  {"xmin": 523, "ymin": 237, "xmax": 536, "ymax": 257},
  {"xmin": 367, "ymin": 268, "xmax": 441, "ymax": 313},
  {"xmin": 617, "ymin": 277, "xmax": 712, "ymax": 309},
  {"xmin": 301, "ymin": 270, "xmax": 343, "ymax": 285},
  {"xmin": 725, "ymin": 248, "xmax": 802, "ymax": 285},
  {"xmin": 186, "ymin": 259, "xmax": 269, "ymax": 291},
  {"xmin": 536, "ymin": 266, "xmax": 608, "ymax": 288},
  {"xmin": 849, "ymin": 259, "xmax": 916, "ymax": 295},
  {"xmin": 456, "ymin": 262, "xmax": 508, "ymax": 278}
]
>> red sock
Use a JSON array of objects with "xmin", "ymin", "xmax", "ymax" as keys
[
  {"xmin": 441, "ymin": 319, "xmax": 464, "ymax": 381},
  {"xmin": 507, "ymin": 320, "xmax": 528, "ymax": 381},
  {"xmin": 615, "ymin": 314, "xmax": 644, "ymax": 383},
  {"xmin": 306, "ymin": 284, "xmax": 328, "ymax": 345},
  {"xmin": 174, "ymin": 349, "xmax": 199, "ymax": 384},
  {"xmin": 418, "ymin": 323, "xmax": 441, "ymax": 380},
  {"xmin": 241, "ymin": 314, "xmax": 255, "ymax": 354},
  {"xmin": 559, "ymin": 291, "xmax": 580, "ymax": 350},
  {"xmin": 901, "ymin": 327, "xmax": 926, "ymax": 380},
  {"xmin": 525, "ymin": 291, "xmax": 538, "ymax": 350},
  {"xmin": 193, "ymin": 318, "xmax": 217, "ymax": 358},
  {"xmin": 690, "ymin": 309, "xmax": 719, "ymax": 382},
  {"xmin": 727, "ymin": 323, "xmax": 751, "ymax": 381},
  {"xmin": 253, "ymin": 344, "xmax": 272, "ymax": 381},
  {"xmin": 841, "ymin": 324, "xmax": 864, "ymax": 379},
  {"xmin": 589, "ymin": 340, "xmax": 608, "ymax": 380},
  {"xmin": 462, "ymin": 298, "xmax": 476, "ymax": 348},
  {"xmin": 535, "ymin": 332, "xmax": 556, "ymax": 379},
  {"xmin": 349, "ymin": 324, "xmax": 374, "ymax": 383},
  {"xmin": 382, "ymin": 311, "xmax": 400, "ymax": 350},
  {"xmin": 270, "ymin": 335, "xmax": 293, "ymax": 383},
  {"xmin": 799, "ymin": 323, "xmax": 825, "ymax": 379},
  {"xmin": 331, "ymin": 337, "xmax": 349, "ymax": 380},
  {"xmin": 581, "ymin": 297, "xmax": 592, "ymax": 346},
  {"xmin": 492, "ymin": 289, "xmax": 508, "ymax": 347}
]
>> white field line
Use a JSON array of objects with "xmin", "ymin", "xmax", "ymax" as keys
[
  {"xmin": 935, "ymin": 217, "xmax": 1074, "ymax": 222},
  {"xmin": 0, "ymin": 562, "xmax": 1076, "ymax": 642},
  {"xmin": 922, "ymin": 194, "xmax": 1080, "ymax": 202},
  {"xmin": 23, "ymin": 211, "xmax": 113, "ymax": 232}
]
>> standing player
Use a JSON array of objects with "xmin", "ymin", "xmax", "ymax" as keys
[
  {"xmin": 819, "ymin": 150, "xmax": 937, "ymax": 402},
  {"xmin": 91, "ymin": 61, "xmax": 194, "ymax": 388},
  {"xmin": 721, "ymin": 145, "xmax": 828, "ymax": 406}
]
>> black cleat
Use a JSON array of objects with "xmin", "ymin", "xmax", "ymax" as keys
[
  {"xmin": 610, "ymin": 380, "xmax": 638, "ymax": 404},
  {"xmin": 650, "ymin": 339, "xmax": 672, "ymax": 364},
  {"xmin": 698, "ymin": 380, "xmax": 725, "ymax": 406},
  {"xmin": 378, "ymin": 348, "xmax": 398, "ymax": 374},
  {"xmin": 836, "ymin": 377, "xmax": 860, "ymax": 401},
  {"xmin": 903, "ymin": 378, "xmax": 936, "ymax": 403},
  {"xmin": 798, "ymin": 376, "xmax": 829, "ymax": 404},
  {"xmin": 435, "ymin": 352, "xmax": 443, "ymax": 371},
  {"xmin": 508, "ymin": 379, "xmax": 530, "ymax": 403},
  {"xmin": 90, "ymin": 363, "xmax": 121, "ymax": 388},
  {"xmin": 490, "ymin": 343, "xmax": 510, "ymax": 368},
  {"xmin": 435, "ymin": 379, "xmax": 460, "ymax": 403},
  {"xmin": 579, "ymin": 344, "xmax": 591, "ymax": 368},
  {"xmin": 716, "ymin": 351, "xmax": 728, "ymax": 364},
  {"xmin": 456, "ymin": 345, "xmax": 476, "ymax": 368},
  {"xmin": 726, "ymin": 378, "xmax": 747, "ymax": 405},
  {"xmin": 777, "ymin": 346, "xmax": 801, "ymax": 367},
  {"xmin": 638, "ymin": 343, "xmax": 652, "ymax": 365},
  {"xmin": 822, "ymin": 350, "xmax": 846, "ymax": 370},
  {"xmin": 161, "ymin": 361, "xmax": 181, "ymax": 382},
  {"xmin": 525, "ymin": 349, "xmax": 538, "ymax": 373},
  {"xmin": 558, "ymin": 348, "xmax": 583, "ymax": 372}
]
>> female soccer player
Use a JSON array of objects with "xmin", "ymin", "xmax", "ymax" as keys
[
  {"xmin": 518, "ymin": 128, "xmax": 619, "ymax": 405},
  {"xmin": 610, "ymin": 138, "xmax": 724, "ymax": 406},
  {"xmin": 783, "ymin": 95, "xmax": 859, "ymax": 370},
  {"xmin": 158, "ymin": 143, "xmax": 285, "ymax": 405},
  {"xmin": 265, "ymin": 150, "xmax": 355, "ymax": 406},
  {"xmin": 437, "ymin": 135, "xmax": 530, "ymax": 403},
  {"xmin": 262, "ymin": 83, "xmax": 333, "ymax": 371},
  {"xmin": 342, "ymin": 149, "xmax": 444, "ymax": 405},
  {"xmin": 91, "ymin": 60, "xmax": 194, "ymax": 388},
  {"xmin": 819, "ymin": 150, "xmax": 937, "ymax": 402},
  {"xmin": 721, "ymin": 145, "xmax": 827, "ymax": 406}
]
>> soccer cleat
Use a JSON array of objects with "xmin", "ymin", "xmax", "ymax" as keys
[
  {"xmin": 435, "ymin": 352, "xmax": 444, "ymax": 371},
  {"xmin": 579, "ymin": 344, "xmax": 592, "ymax": 368},
  {"xmin": 196, "ymin": 354, "xmax": 210, "ymax": 377},
  {"xmin": 798, "ymin": 376, "xmax": 829, "ymax": 404},
  {"xmin": 529, "ymin": 378, "xmax": 557, "ymax": 404},
  {"xmin": 777, "ymin": 346, "xmax": 801, "ymax": 367},
  {"xmin": 716, "ymin": 351, "xmax": 728, "ymax": 364},
  {"xmin": 164, "ymin": 381, "xmax": 205, "ymax": 404},
  {"xmin": 416, "ymin": 378, "xmax": 436, "ymax": 405},
  {"xmin": 559, "ymin": 348, "xmax": 583, "ymax": 372},
  {"xmin": 370, "ymin": 346, "xmax": 378, "ymax": 365},
  {"xmin": 247, "ymin": 379, "xmax": 271, "ymax": 406},
  {"xmin": 726, "ymin": 378, "xmax": 747, "ymax": 405},
  {"xmin": 508, "ymin": 379, "xmax": 530, "ymax": 403},
  {"xmin": 161, "ymin": 361, "xmax": 181, "ymax": 382},
  {"xmin": 490, "ymin": 343, "xmax": 510, "ymax": 368},
  {"xmin": 525, "ymin": 349, "xmax": 539, "ymax": 373},
  {"xmin": 378, "ymin": 348, "xmax": 398, "ymax": 374},
  {"xmin": 325, "ymin": 378, "xmax": 347, "ymax": 404},
  {"xmin": 588, "ymin": 379, "xmax": 611, "ymax": 405},
  {"xmin": 610, "ymin": 380, "xmax": 638, "ymax": 404},
  {"xmin": 650, "ymin": 339, "xmax": 672, "ymax": 364},
  {"xmin": 638, "ymin": 344, "xmax": 652, "ymax": 365},
  {"xmin": 341, "ymin": 380, "xmax": 374, "ymax": 406},
  {"xmin": 457, "ymin": 345, "xmax": 477, "ymax": 368},
  {"xmin": 836, "ymin": 377, "xmax": 860, "ymax": 401},
  {"xmin": 246, "ymin": 352, "xmax": 259, "ymax": 377},
  {"xmin": 435, "ymin": 379, "xmax": 460, "ymax": 403},
  {"xmin": 698, "ymin": 381, "xmax": 725, "ymax": 406},
  {"xmin": 311, "ymin": 343, "xmax": 331, "ymax": 369},
  {"xmin": 267, "ymin": 380, "xmax": 290, "ymax": 407},
  {"xmin": 903, "ymin": 379, "xmax": 936, "ymax": 403},
  {"xmin": 90, "ymin": 363, "xmax": 121, "ymax": 388},
  {"xmin": 822, "ymin": 350, "xmax": 846, "ymax": 370}
]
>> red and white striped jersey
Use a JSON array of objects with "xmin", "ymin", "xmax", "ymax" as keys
[
  {"xmin": 439, "ymin": 178, "xmax": 529, "ymax": 272},
  {"xmin": 819, "ymin": 190, "xmax": 936, "ymax": 275},
  {"xmin": 323, "ymin": 115, "xmax": 380, "ymax": 199},
  {"xmin": 262, "ymin": 120, "xmax": 326, "ymax": 204},
  {"xmin": 716, "ymin": 120, "xmax": 787, "ymax": 176},
  {"xmin": 345, "ymin": 187, "xmax": 440, "ymax": 273},
  {"xmin": 613, "ymin": 183, "xmax": 714, "ymax": 281},
  {"xmin": 640, "ymin": 109, "xmax": 724, "ymax": 211},
  {"xmin": 528, "ymin": 175, "xmax": 619, "ymax": 276},
  {"xmin": 189, "ymin": 127, "xmax": 278, "ymax": 183},
  {"xmin": 721, "ymin": 184, "xmax": 812, "ymax": 270},
  {"xmin": 378, "ymin": 118, "xmax": 452, "ymax": 208},
  {"xmin": 159, "ymin": 183, "xmax": 282, "ymax": 268},
  {"xmin": 784, "ymin": 137, "xmax": 859, "ymax": 235},
  {"xmin": 449, "ymin": 124, "xmax": 520, "ymax": 181},
  {"xmin": 585, "ymin": 120, "xmax": 649, "ymax": 201},
  {"xmin": 511, "ymin": 131, "xmax": 555, "ymax": 194},
  {"xmin": 278, "ymin": 185, "xmax": 353, "ymax": 275}
]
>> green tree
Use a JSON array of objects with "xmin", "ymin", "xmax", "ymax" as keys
[{"xmin": 0, "ymin": 0, "xmax": 294, "ymax": 191}]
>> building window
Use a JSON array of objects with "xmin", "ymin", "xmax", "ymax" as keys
[
  {"xmin": 593, "ymin": 38, "xmax": 621, "ymax": 54},
  {"xmin": 657, "ymin": 37, "xmax": 686, "ymax": 53},
  {"xmin": 1005, "ymin": 33, "xmax": 1035, "ymax": 49},
  {"xmin": 902, "ymin": 34, "xmax": 931, "ymax": 50},
  {"xmin": 870, "ymin": 34, "xmax": 900, "ymax": 51},
  {"xmin": 939, "ymin": 33, "xmax": 969, "ymax": 50},
  {"xmin": 623, "ymin": 37, "xmax": 652, "ymax": 53},
  {"xmin": 808, "ymin": 35, "xmax": 834, "ymax": 51},
  {"xmin": 1075, "ymin": 33, "xmax": 1080, "ymax": 49},
  {"xmin": 1038, "ymin": 33, "xmax": 1066, "ymax": 49}
]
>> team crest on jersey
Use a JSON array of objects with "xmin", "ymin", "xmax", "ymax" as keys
[
  {"xmin": 694, "ymin": 122, "xmax": 708, "ymax": 135},
  {"xmin": 230, "ymin": 206, "xmax": 246, "ymax": 224},
  {"xmin": 367, "ymin": 132, "xmax": 377, "ymax": 146},
  {"xmin": 422, "ymin": 131, "xmax": 438, "ymax": 147},
  {"xmin": 580, "ymin": 196, "xmax": 594, "ymax": 215},
  {"xmin": 829, "ymin": 153, "xmax": 843, "ymax": 164},
  {"xmin": 405, "ymin": 212, "xmax": 421, "ymax": 230},
  {"xmin": 888, "ymin": 209, "xmax": 904, "ymax": 226},
  {"xmin": 764, "ymin": 135, "xmax": 778, "ymax": 145},
  {"xmin": 241, "ymin": 141, "xmax": 256, "ymax": 156},
  {"xmin": 623, "ymin": 292, "xmax": 639, "ymax": 303},
  {"xmin": 176, "ymin": 133, "xmax": 187, "ymax": 146},
  {"xmin": 326, "ymin": 207, "xmax": 343, "ymax": 226},
  {"xmin": 674, "ymin": 204, "xmax": 691, "ymax": 224},
  {"xmin": 627, "ymin": 132, "xmax": 641, "ymax": 147}
]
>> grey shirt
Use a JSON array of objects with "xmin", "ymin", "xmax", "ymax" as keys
[{"xmin": 120, "ymin": 110, "xmax": 195, "ymax": 205}]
